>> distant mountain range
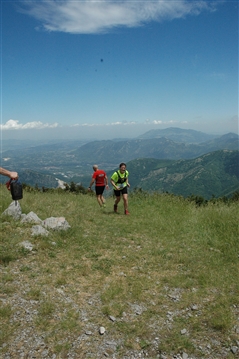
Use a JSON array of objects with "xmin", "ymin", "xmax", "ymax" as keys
[
  {"xmin": 1, "ymin": 128, "xmax": 238, "ymax": 198},
  {"xmin": 137, "ymin": 127, "xmax": 217, "ymax": 143},
  {"xmin": 69, "ymin": 131, "xmax": 238, "ymax": 164}
]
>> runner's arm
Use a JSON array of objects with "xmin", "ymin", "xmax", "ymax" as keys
[
  {"xmin": 105, "ymin": 174, "xmax": 109, "ymax": 188},
  {"xmin": 110, "ymin": 174, "xmax": 119, "ymax": 190},
  {"xmin": 0, "ymin": 167, "xmax": 18, "ymax": 179},
  {"xmin": 125, "ymin": 171, "xmax": 130, "ymax": 187},
  {"xmin": 88, "ymin": 177, "xmax": 95, "ymax": 190}
]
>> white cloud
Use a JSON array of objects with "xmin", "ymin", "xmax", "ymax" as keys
[
  {"xmin": 70, "ymin": 119, "xmax": 190, "ymax": 128},
  {"xmin": 1, "ymin": 119, "xmax": 59, "ymax": 130},
  {"xmin": 18, "ymin": 0, "xmax": 217, "ymax": 34},
  {"xmin": 71, "ymin": 121, "xmax": 138, "ymax": 127}
]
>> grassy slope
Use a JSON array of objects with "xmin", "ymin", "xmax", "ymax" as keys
[{"xmin": 0, "ymin": 185, "xmax": 238, "ymax": 358}]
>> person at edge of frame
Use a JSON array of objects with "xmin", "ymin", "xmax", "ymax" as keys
[{"xmin": 0, "ymin": 167, "xmax": 18, "ymax": 179}]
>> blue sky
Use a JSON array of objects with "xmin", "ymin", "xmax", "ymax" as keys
[{"xmin": 1, "ymin": 0, "xmax": 238, "ymax": 140}]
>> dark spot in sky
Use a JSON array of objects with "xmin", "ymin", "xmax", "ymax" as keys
[{"xmin": 100, "ymin": 59, "xmax": 103, "ymax": 62}]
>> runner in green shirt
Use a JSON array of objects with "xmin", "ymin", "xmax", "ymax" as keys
[{"xmin": 111, "ymin": 163, "xmax": 130, "ymax": 215}]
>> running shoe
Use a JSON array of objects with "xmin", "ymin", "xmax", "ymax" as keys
[
  {"xmin": 114, "ymin": 204, "xmax": 118, "ymax": 213},
  {"xmin": 125, "ymin": 209, "xmax": 130, "ymax": 215}
]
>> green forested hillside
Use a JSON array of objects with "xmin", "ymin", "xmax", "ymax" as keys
[{"xmin": 127, "ymin": 150, "xmax": 239, "ymax": 199}]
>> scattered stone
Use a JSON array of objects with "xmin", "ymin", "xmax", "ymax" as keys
[
  {"xmin": 2, "ymin": 201, "xmax": 22, "ymax": 220},
  {"xmin": 231, "ymin": 346, "xmax": 238, "ymax": 354},
  {"xmin": 56, "ymin": 288, "xmax": 65, "ymax": 294},
  {"xmin": 191, "ymin": 304, "xmax": 198, "ymax": 311},
  {"xmin": 2, "ymin": 206, "xmax": 70, "ymax": 237},
  {"xmin": 109, "ymin": 315, "xmax": 116, "ymax": 322},
  {"xmin": 31, "ymin": 225, "xmax": 49, "ymax": 236},
  {"xmin": 119, "ymin": 272, "xmax": 126, "ymax": 277},
  {"xmin": 182, "ymin": 352, "xmax": 189, "ymax": 359},
  {"xmin": 168, "ymin": 294, "xmax": 180, "ymax": 302},
  {"xmin": 21, "ymin": 211, "xmax": 42, "ymax": 224},
  {"xmin": 43, "ymin": 216, "xmax": 71, "ymax": 231},
  {"xmin": 211, "ymin": 339, "xmax": 220, "ymax": 346},
  {"xmin": 85, "ymin": 331, "xmax": 92, "ymax": 336},
  {"xmin": 180, "ymin": 328, "xmax": 187, "ymax": 335},
  {"xmin": 18, "ymin": 241, "xmax": 34, "ymax": 251},
  {"xmin": 99, "ymin": 326, "xmax": 106, "ymax": 335},
  {"xmin": 130, "ymin": 303, "xmax": 145, "ymax": 315}
]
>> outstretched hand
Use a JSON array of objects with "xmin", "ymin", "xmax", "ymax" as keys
[{"xmin": 10, "ymin": 172, "xmax": 18, "ymax": 179}]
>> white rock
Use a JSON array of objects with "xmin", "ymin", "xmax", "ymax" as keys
[
  {"xmin": 2, "ymin": 201, "xmax": 22, "ymax": 220},
  {"xmin": 181, "ymin": 328, "xmax": 187, "ymax": 335},
  {"xmin": 43, "ymin": 216, "xmax": 70, "ymax": 231},
  {"xmin": 99, "ymin": 326, "xmax": 106, "ymax": 335},
  {"xmin": 21, "ymin": 211, "xmax": 42, "ymax": 224},
  {"xmin": 19, "ymin": 241, "xmax": 34, "ymax": 251},
  {"xmin": 31, "ymin": 225, "xmax": 49, "ymax": 236}
]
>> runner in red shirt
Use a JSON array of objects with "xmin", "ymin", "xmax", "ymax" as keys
[{"xmin": 88, "ymin": 165, "xmax": 109, "ymax": 208}]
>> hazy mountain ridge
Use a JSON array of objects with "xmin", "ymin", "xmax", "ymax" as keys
[
  {"xmin": 202, "ymin": 132, "xmax": 239, "ymax": 150},
  {"xmin": 2, "ymin": 130, "xmax": 238, "ymax": 167},
  {"xmin": 137, "ymin": 127, "xmax": 218, "ymax": 143},
  {"xmin": 1, "ymin": 139, "xmax": 88, "ymax": 156},
  {"xmin": 70, "ymin": 132, "xmax": 238, "ymax": 164}
]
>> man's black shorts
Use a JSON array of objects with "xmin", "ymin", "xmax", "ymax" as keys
[
  {"xmin": 114, "ymin": 186, "xmax": 128, "ymax": 197},
  {"xmin": 95, "ymin": 186, "xmax": 105, "ymax": 195}
]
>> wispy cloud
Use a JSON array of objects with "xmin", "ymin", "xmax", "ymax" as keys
[
  {"xmin": 18, "ymin": 0, "xmax": 217, "ymax": 34},
  {"xmin": 209, "ymin": 72, "xmax": 227, "ymax": 80},
  {"xmin": 71, "ymin": 121, "xmax": 137, "ymax": 127},
  {"xmin": 1, "ymin": 119, "xmax": 59, "ymax": 130},
  {"xmin": 71, "ymin": 120, "xmax": 188, "ymax": 127}
]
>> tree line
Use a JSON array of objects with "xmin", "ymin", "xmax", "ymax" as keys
[{"xmin": 20, "ymin": 181, "xmax": 239, "ymax": 206}]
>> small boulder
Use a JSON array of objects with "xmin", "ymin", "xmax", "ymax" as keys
[
  {"xmin": 31, "ymin": 225, "xmax": 49, "ymax": 236},
  {"xmin": 21, "ymin": 211, "xmax": 42, "ymax": 224},
  {"xmin": 43, "ymin": 217, "xmax": 70, "ymax": 231},
  {"xmin": 99, "ymin": 326, "xmax": 106, "ymax": 335},
  {"xmin": 19, "ymin": 240, "xmax": 34, "ymax": 251},
  {"xmin": 2, "ymin": 201, "xmax": 22, "ymax": 220}
]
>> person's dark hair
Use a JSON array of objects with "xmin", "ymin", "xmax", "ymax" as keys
[{"xmin": 119, "ymin": 163, "xmax": 126, "ymax": 168}]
